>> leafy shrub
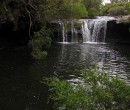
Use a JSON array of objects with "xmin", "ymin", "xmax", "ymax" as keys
[
  {"xmin": 46, "ymin": 66, "xmax": 130, "ymax": 110},
  {"xmin": 29, "ymin": 27, "xmax": 52, "ymax": 59}
]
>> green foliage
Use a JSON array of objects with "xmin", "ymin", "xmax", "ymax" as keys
[
  {"xmin": 29, "ymin": 27, "xmax": 52, "ymax": 59},
  {"xmin": 101, "ymin": 2, "xmax": 130, "ymax": 16},
  {"xmin": 0, "ymin": 0, "xmax": 88, "ymax": 23},
  {"xmin": 0, "ymin": 0, "xmax": 103, "ymax": 24},
  {"xmin": 83, "ymin": 0, "xmax": 102, "ymax": 18},
  {"xmin": 32, "ymin": 0, "xmax": 88, "ymax": 21},
  {"xmin": 46, "ymin": 66, "xmax": 130, "ymax": 110},
  {"xmin": 108, "ymin": 6, "xmax": 126, "ymax": 16},
  {"xmin": 71, "ymin": 0, "xmax": 88, "ymax": 19}
]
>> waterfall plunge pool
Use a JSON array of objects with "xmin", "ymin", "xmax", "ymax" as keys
[
  {"xmin": 48, "ymin": 43, "xmax": 130, "ymax": 81},
  {"xmin": 0, "ymin": 43, "xmax": 130, "ymax": 109}
]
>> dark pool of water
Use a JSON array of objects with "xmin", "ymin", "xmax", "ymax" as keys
[{"xmin": 0, "ymin": 43, "xmax": 130, "ymax": 110}]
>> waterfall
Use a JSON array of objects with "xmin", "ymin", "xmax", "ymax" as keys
[
  {"xmin": 82, "ymin": 19, "xmax": 108, "ymax": 43},
  {"xmin": 59, "ymin": 22, "xmax": 68, "ymax": 42},
  {"xmin": 58, "ymin": 20, "xmax": 78, "ymax": 42},
  {"xmin": 71, "ymin": 21, "xmax": 74, "ymax": 42},
  {"xmin": 82, "ymin": 20, "xmax": 91, "ymax": 42},
  {"xmin": 103, "ymin": 21, "xmax": 107, "ymax": 42},
  {"xmin": 82, "ymin": 16, "xmax": 115, "ymax": 43},
  {"xmin": 57, "ymin": 16, "xmax": 115, "ymax": 43}
]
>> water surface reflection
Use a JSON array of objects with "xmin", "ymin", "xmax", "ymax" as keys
[
  {"xmin": 49, "ymin": 43, "xmax": 130, "ymax": 82},
  {"xmin": 0, "ymin": 43, "xmax": 130, "ymax": 110}
]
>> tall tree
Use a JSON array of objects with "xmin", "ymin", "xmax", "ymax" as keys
[{"xmin": 83, "ymin": 0, "xmax": 102, "ymax": 18}]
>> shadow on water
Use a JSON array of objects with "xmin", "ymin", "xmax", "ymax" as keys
[
  {"xmin": 0, "ymin": 47, "xmax": 52, "ymax": 110},
  {"xmin": 1, "ymin": 43, "xmax": 130, "ymax": 110}
]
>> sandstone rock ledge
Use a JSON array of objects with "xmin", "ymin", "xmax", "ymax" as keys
[{"xmin": 116, "ymin": 15, "xmax": 130, "ymax": 24}]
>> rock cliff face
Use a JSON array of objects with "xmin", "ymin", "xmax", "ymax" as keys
[{"xmin": 106, "ymin": 16, "xmax": 130, "ymax": 44}]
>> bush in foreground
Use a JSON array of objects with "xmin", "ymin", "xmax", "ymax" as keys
[{"xmin": 46, "ymin": 66, "xmax": 130, "ymax": 110}]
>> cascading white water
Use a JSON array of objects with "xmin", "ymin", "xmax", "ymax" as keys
[
  {"xmin": 59, "ymin": 20, "xmax": 78, "ymax": 42},
  {"xmin": 82, "ymin": 20, "xmax": 91, "ymax": 42},
  {"xmin": 59, "ymin": 22, "xmax": 68, "ymax": 42},
  {"xmin": 71, "ymin": 21, "xmax": 74, "ymax": 42},
  {"xmin": 57, "ymin": 16, "xmax": 115, "ymax": 43},
  {"xmin": 82, "ymin": 16, "xmax": 115, "ymax": 43},
  {"xmin": 82, "ymin": 19, "xmax": 107, "ymax": 43}
]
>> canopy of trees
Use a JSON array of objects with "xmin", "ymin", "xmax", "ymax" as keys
[
  {"xmin": 0, "ymin": 0, "xmax": 87, "ymax": 23},
  {"xmin": 101, "ymin": 2, "xmax": 130, "ymax": 16},
  {"xmin": 83, "ymin": 0, "xmax": 102, "ymax": 18},
  {"xmin": 110, "ymin": 0, "xmax": 130, "ymax": 3},
  {"xmin": 0, "ymin": 0, "xmax": 103, "ymax": 24},
  {"xmin": 0, "ymin": 0, "xmax": 102, "ymax": 59}
]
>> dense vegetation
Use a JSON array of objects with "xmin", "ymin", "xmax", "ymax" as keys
[
  {"xmin": 83, "ymin": 0, "xmax": 102, "ymax": 18},
  {"xmin": 46, "ymin": 66, "xmax": 130, "ymax": 110},
  {"xmin": 1, "ymin": 0, "xmax": 130, "ymax": 58},
  {"xmin": 0, "ymin": 0, "xmax": 88, "ymax": 37},
  {"xmin": 101, "ymin": 2, "xmax": 130, "ymax": 16},
  {"xmin": 0, "ymin": 0, "xmax": 103, "ymax": 59}
]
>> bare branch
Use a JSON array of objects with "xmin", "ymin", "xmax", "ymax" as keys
[{"xmin": 25, "ymin": 6, "xmax": 33, "ymax": 40}]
